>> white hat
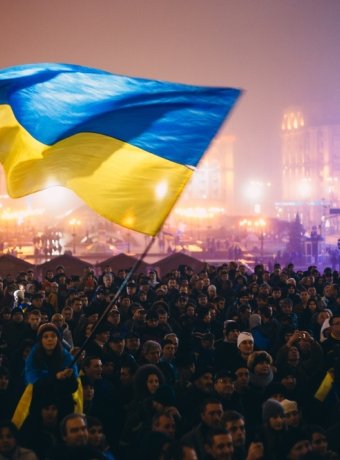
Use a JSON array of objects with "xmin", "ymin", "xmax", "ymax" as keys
[
  {"xmin": 237, "ymin": 332, "xmax": 254, "ymax": 348},
  {"xmin": 280, "ymin": 399, "xmax": 298, "ymax": 414}
]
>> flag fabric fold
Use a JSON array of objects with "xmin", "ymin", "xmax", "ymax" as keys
[{"xmin": 0, "ymin": 63, "xmax": 241, "ymax": 235}]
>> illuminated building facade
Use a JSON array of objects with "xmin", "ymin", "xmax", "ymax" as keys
[
  {"xmin": 279, "ymin": 107, "xmax": 340, "ymax": 229},
  {"xmin": 172, "ymin": 133, "xmax": 236, "ymax": 227}
]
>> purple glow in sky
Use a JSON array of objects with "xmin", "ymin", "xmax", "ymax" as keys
[{"xmin": 1, "ymin": 0, "xmax": 340, "ymax": 215}]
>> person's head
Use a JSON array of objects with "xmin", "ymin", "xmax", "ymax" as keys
[
  {"xmin": 81, "ymin": 376, "xmax": 95, "ymax": 402},
  {"xmin": 107, "ymin": 308, "xmax": 121, "ymax": 325},
  {"xmin": 82, "ymin": 356, "xmax": 103, "ymax": 381},
  {"xmin": 60, "ymin": 413, "xmax": 88, "ymax": 447},
  {"xmin": 133, "ymin": 364, "xmax": 165, "ymax": 400},
  {"xmin": 192, "ymin": 368, "xmax": 214, "ymax": 394},
  {"xmin": 205, "ymin": 427, "xmax": 234, "ymax": 460},
  {"xmin": 108, "ymin": 335, "xmax": 125, "ymax": 355},
  {"xmin": 61, "ymin": 306, "xmax": 73, "ymax": 321},
  {"xmin": 281, "ymin": 399, "xmax": 300, "ymax": 428},
  {"xmin": 287, "ymin": 346, "xmax": 300, "ymax": 365},
  {"xmin": 27, "ymin": 309, "xmax": 42, "ymax": 330},
  {"xmin": 152, "ymin": 412, "xmax": 176, "ymax": 439},
  {"xmin": 51, "ymin": 313, "xmax": 65, "ymax": 328},
  {"xmin": 162, "ymin": 339, "xmax": 176, "ymax": 361},
  {"xmin": 262, "ymin": 398, "xmax": 285, "ymax": 430},
  {"xmin": 223, "ymin": 321, "xmax": 240, "ymax": 343},
  {"xmin": 221, "ymin": 411, "xmax": 246, "ymax": 448},
  {"xmin": 41, "ymin": 403, "xmax": 59, "ymax": 427},
  {"xmin": 0, "ymin": 421, "xmax": 19, "ymax": 456},
  {"xmin": 125, "ymin": 332, "xmax": 141, "ymax": 352},
  {"xmin": 71, "ymin": 297, "xmax": 83, "ymax": 313},
  {"xmin": 316, "ymin": 309, "xmax": 331, "ymax": 326},
  {"xmin": 214, "ymin": 370, "xmax": 236, "ymax": 398},
  {"xmin": 237, "ymin": 332, "xmax": 254, "ymax": 358},
  {"xmin": 164, "ymin": 333, "xmax": 179, "ymax": 351},
  {"xmin": 278, "ymin": 366, "xmax": 298, "ymax": 391},
  {"xmin": 234, "ymin": 366, "xmax": 250, "ymax": 391},
  {"xmin": 247, "ymin": 351, "xmax": 272, "ymax": 376},
  {"xmin": 284, "ymin": 429, "xmax": 311, "ymax": 460},
  {"xmin": 146, "ymin": 310, "xmax": 160, "ymax": 328},
  {"xmin": 280, "ymin": 298, "xmax": 293, "ymax": 316},
  {"xmin": 31, "ymin": 293, "xmax": 44, "ymax": 309},
  {"xmin": 200, "ymin": 399, "xmax": 224, "ymax": 428},
  {"xmin": 329, "ymin": 313, "xmax": 340, "ymax": 337},
  {"xmin": 146, "ymin": 372, "xmax": 161, "ymax": 395},
  {"xmin": 306, "ymin": 298, "xmax": 318, "ymax": 312},
  {"xmin": 120, "ymin": 361, "xmax": 138, "ymax": 387},
  {"xmin": 142, "ymin": 340, "xmax": 162, "ymax": 364},
  {"xmin": 10, "ymin": 307, "xmax": 24, "ymax": 323},
  {"xmin": 86, "ymin": 416, "xmax": 104, "ymax": 449},
  {"xmin": 308, "ymin": 425, "xmax": 329, "ymax": 456},
  {"xmin": 37, "ymin": 322, "xmax": 61, "ymax": 355}
]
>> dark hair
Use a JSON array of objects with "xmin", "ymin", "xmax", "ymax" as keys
[
  {"xmin": 0, "ymin": 420, "xmax": 19, "ymax": 441},
  {"xmin": 205, "ymin": 427, "xmax": 230, "ymax": 446},
  {"xmin": 133, "ymin": 364, "xmax": 165, "ymax": 400},
  {"xmin": 221, "ymin": 410, "xmax": 245, "ymax": 425},
  {"xmin": 82, "ymin": 355, "xmax": 102, "ymax": 370},
  {"xmin": 86, "ymin": 416, "xmax": 103, "ymax": 429},
  {"xmin": 200, "ymin": 397, "xmax": 223, "ymax": 414},
  {"xmin": 33, "ymin": 338, "xmax": 64, "ymax": 372}
]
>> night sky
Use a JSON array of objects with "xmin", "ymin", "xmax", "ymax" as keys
[{"xmin": 1, "ymin": 0, "xmax": 340, "ymax": 215}]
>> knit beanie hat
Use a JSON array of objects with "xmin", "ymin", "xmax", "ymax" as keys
[
  {"xmin": 237, "ymin": 332, "xmax": 254, "ymax": 348},
  {"xmin": 37, "ymin": 322, "xmax": 60, "ymax": 339},
  {"xmin": 280, "ymin": 399, "xmax": 298, "ymax": 415},
  {"xmin": 262, "ymin": 398, "xmax": 284, "ymax": 422},
  {"xmin": 247, "ymin": 351, "xmax": 272, "ymax": 372}
]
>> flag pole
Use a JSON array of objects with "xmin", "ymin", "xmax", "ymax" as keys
[{"xmin": 69, "ymin": 235, "xmax": 156, "ymax": 367}]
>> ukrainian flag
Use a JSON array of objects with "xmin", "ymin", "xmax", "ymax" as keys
[{"xmin": 0, "ymin": 63, "xmax": 241, "ymax": 235}]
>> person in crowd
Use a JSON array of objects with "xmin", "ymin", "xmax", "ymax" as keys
[
  {"xmin": 0, "ymin": 420, "xmax": 38, "ymax": 460},
  {"xmin": 204, "ymin": 426, "xmax": 234, "ymax": 460},
  {"xmin": 4, "ymin": 260, "xmax": 340, "ymax": 460},
  {"xmin": 214, "ymin": 320, "xmax": 240, "ymax": 371},
  {"xmin": 21, "ymin": 322, "xmax": 78, "ymax": 424},
  {"xmin": 307, "ymin": 425, "xmax": 339, "ymax": 460},
  {"xmin": 212, "ymin": 370, "xmax": 243, "ymax": 412},
  {"xmin": 181, "ymin": 398, "xmax": 224, "ymax": 459},
  {"xmin": 221, "ymin": 410, "xmax": 264, "ymax": 460},
  {"xmin": 87, "ymin": 416, "xmax": 116, "ymax": 460},
  {"xmin": 282, "ymin": 429, "xmax": 312, "ymax": 460},
  {"xmin": 45, "ymin": 413, "xmax": 105, "ymax": 459},
  {"xmin": 258, "ymin": 398, "xmax": 287, "ymax": 460}
]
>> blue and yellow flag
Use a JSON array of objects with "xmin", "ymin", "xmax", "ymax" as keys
[{"xmin": 0, "ymin": 63, "xmax": 241, "ymax": 235}]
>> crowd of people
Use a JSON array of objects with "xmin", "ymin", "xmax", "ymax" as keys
[{"xmin": 0, "ymin": 259, "xmax": 340, "ymax": 460}]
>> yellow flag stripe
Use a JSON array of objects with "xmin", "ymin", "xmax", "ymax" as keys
[{"xmin": 0, "ymin": 104, "xmax": 193, "ymax": 235}]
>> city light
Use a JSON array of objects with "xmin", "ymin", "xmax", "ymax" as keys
[
  {"xmin": 243, "ymin": 181, "xmax": 271, "ymax": 203},
  {"xmin": 69, "ymin": 218, "xmax": 81, "ymax": 255},
  {"xmin": 297, "ymin": 178, "xmax": 312, "ymax": 199},
  {"xmin": 175, "ymin": 206, "xmax": 225, "ymax": 219}
]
